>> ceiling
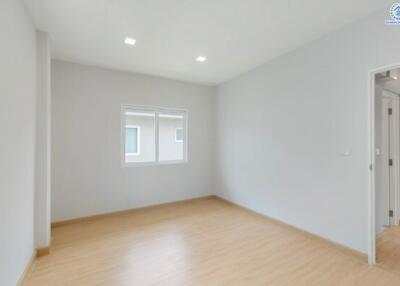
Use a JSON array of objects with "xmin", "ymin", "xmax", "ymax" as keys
[
  {"xmin": 379, "ymin": 69, "xmax": 400, "ymax": 94},
  {"xmin": 24, "ymin": 0, "xmax": 391, "ymax": 85}
]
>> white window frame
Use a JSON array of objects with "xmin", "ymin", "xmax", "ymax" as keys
[
  {"xmin": 121, "ymin": 105, "xmax": 188, "ymax": 167},
  {"xmin": 175, "ymin": 128, "xmax": 184, "ymax": 143},
  {"xmin": 125, "ymin": 125, "xmax": 141, "ymax": 156}
]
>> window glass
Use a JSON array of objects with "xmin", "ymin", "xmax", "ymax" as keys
[
  {"xmin": 125, "ymin": 127, "xmax": 139, "ymax": 155},
  {"xmin": 159, "ymin": 113, "xmax": 185, "ymax": 162},
  {"xmin": 124, "ymin": 111, "xmax": 155, "ymax": 163},
  {"xmin": 175, "ymin": 128, "xmax": 184, "ymax": 142},
  {"xmin": 122, "ymin": 107, "xmax": 187, "ymax": 165}
]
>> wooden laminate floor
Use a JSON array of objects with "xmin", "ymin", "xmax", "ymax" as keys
[
  {"xmin": 25, "ymin": 197, "xmax": 400, "ymax": 286},
  {"xmin": 377, "ymin": 226, "xmax": 400, "ymax": 275}
]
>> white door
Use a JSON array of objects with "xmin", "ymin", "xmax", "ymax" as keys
[
  {"xmin": 381, "ymin": 96, "xmax": 393, "ymax": 226},
  {"xmin": 380, "ymin": 91, "xmax": 399, "ymax": 227}
]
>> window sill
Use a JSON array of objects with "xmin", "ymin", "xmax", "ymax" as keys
[{"xmin": 122, "ymin": 160, "xmax": 188, "ymax": 168}]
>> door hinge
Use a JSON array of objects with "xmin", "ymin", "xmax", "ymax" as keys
[
  {"xmin": 389, "ymin": 108, "xmax": 393, "ymax": 115},
  {"xmin": 389, "ymin": 210, "xmax": 394, "ymax": 218},
  {"xmin": 369, "ymin": 164, "xmax": 373, "ymax": 171},
  {"xmin": 389, "ymin": 158, "xmax": 393, "ymax": 166}
]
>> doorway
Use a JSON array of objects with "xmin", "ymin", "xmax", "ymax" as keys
[{"xmin": 372, "ymin": 67, "xmax": 400, "ymax": 269}]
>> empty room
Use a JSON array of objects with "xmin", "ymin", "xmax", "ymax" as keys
[{"xmin": 3, "ymin": 0, "xmax": 400, "ymax": 285}]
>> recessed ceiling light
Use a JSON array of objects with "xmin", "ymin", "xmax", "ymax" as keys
[
  {"xmin": 124, "ymin": 37, "xmax": 136, "ymax": 46},
  {"xmin": 196, "ymin": 56, "xmax": 207, "ymax": 62}
]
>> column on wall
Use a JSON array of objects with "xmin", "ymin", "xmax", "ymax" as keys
[{"xmin": 34, "ymin": 31, "xmax": 51, "ymax": 249}]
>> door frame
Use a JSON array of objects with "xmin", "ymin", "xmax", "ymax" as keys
[{"xmin": 368, "ymin": 63, "xmax": 400, "ymax": 265}]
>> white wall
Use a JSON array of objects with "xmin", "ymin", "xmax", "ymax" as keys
[
  {"xmin": 216, "ymin": 8, "xmax": 400, "ymax": 254},
  {"xmin": 0, "ymin": 0, "xmax": 37, "ymax": 285},
  {"xmin": 34, "ymin": 31, "xmax": 51, "ymax": 249},
  {"xmin": 51, "ymin": 60, "xmax": 215, "ymax": 222}
]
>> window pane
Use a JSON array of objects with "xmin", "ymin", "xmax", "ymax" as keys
[
  {"xmin": 125, "ymin": 110, "xmax": 155, "ymax": 163},
  {"xmin": 159, "ymin": 112, "xmax": 186, "ymax": 161},
  {"xmin": 175, "ymin": 128, "xmax": 184, "ymax": 142},
  {"xmin": 125, "ymin": 127, "xmax": 138, "ymax": 154}
]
